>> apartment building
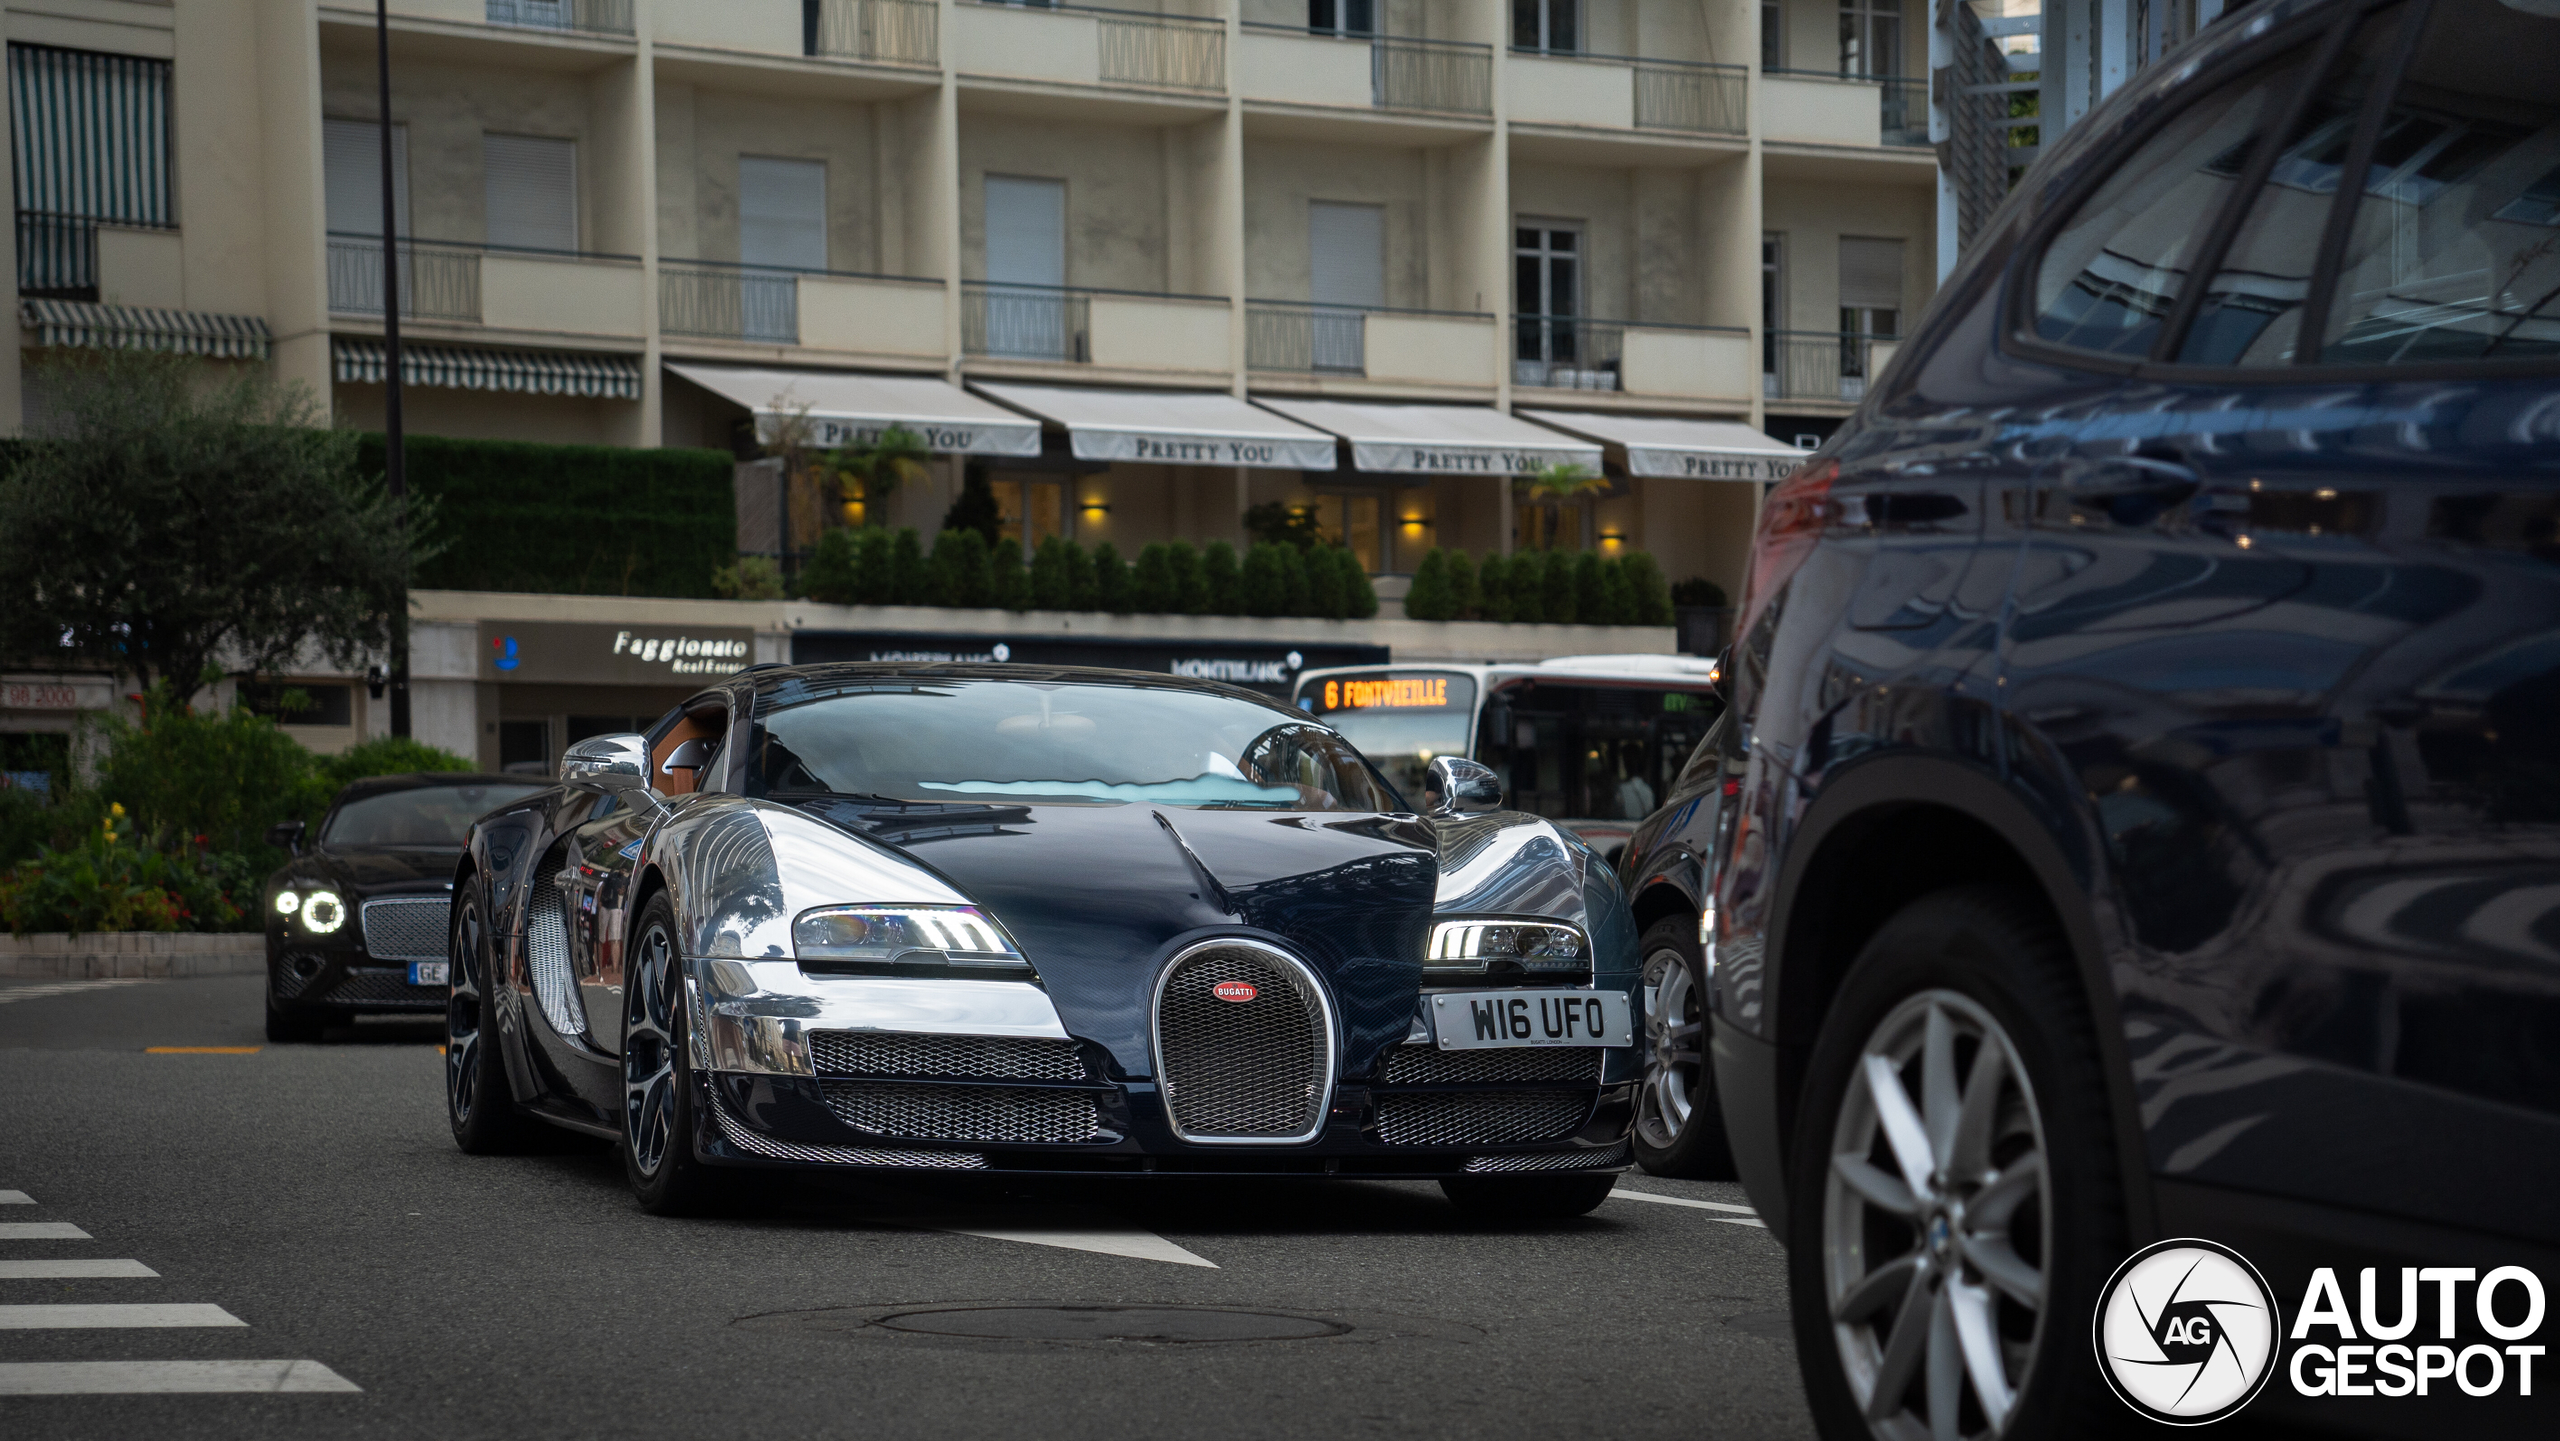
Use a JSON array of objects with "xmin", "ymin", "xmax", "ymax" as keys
[{"xmin": 4, "ymin": 0, "xmax": 1938, "ymax": 600}]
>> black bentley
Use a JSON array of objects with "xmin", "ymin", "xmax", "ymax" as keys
[{"xmin": 263, "ymin": 773, "xmax": 546, "ymax": 1043}]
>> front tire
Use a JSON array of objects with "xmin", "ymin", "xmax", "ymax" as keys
[
  {"xmin": 1438, "ymin": 1172, "xmax": 1618, "ymax": 1220},
  {"xmin": 1786, "ymin": 887, "xmax": 2126, "ymax": 1441},
  {"xmin": 1632, "ymin": 914, "xmax": 1733, "ymax": 1178},
  {"xmin": 622, "ymin": 891, "xmax": 725, "ymax": 1216},
  {"xmin": 447, "ymin": 886, "xmax": 545, "ymax": 1154}
]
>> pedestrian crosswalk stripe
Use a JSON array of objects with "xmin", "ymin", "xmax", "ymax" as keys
[
  {"xmin": 0, "ymin": 979, "xmax": 154, "ymax": 1006},
  {"xmin": 0, "ymin": 1191, "xmax": 30, "ymax": 1204},
  {"xmin": 0, "ymin": 1359, "xmax": 361, "ymax": 1394},
  {"xmin": 0, "ymin": 1222, "xmax": 89, "ymax": 1240},
  {"xmin": 0, "ymin": 1260, "xmax": 158, "ymax": 1278},
  {"xmin": 934, "ymin": 1224, "xmax": 1218, "ymax": 1268},
  {"xmin": 1608, "ymin": 1189, "xmax": 1769, "ymax": 1226},
  {"xmin": 0, "ymin": 1303, "xmax": 246, "ymax": 1328}
]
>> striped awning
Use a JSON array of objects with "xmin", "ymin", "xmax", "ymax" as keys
[
  {"xmin": 20, "ymin": 299, "xmax": 271, "ymax": 360},
  {"xmin": 331, "ymin": 338, "xmax": 640, "ymax": 400}
]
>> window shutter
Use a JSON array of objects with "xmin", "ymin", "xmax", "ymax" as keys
[
  {"xmin": 1838, "ymin": 237, "xmax": 1905, "ymax": 311},
  {"xmin": 983, "ymin": 176, "xmax": 1065, "ymax": 287},
  {"xmin": 1309, "ymin": 201, "xmax": 1385, "ymax": 309},
  {"xmin": 739, "ymin": 156, "xmax": 827, "ymax": 271},
  {"xmin": 8, "ymin": 44, "xmax": 170, "ymax": 224},
  {"xmin": 484, "ymin": 133, "xmax": 578, "ymax": 251},
  {"xmin": 324, "ymin": 119, "xmax": 408, "ymax": 237}
]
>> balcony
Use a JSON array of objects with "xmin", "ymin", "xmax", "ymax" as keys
[
  {"xmin": 1513, "ymin": 316, "xmax": 1754, "ymax": 401},
  {"xmin": 965, "ymin": 282, "xmax": 1230, "ymax": 372},
  {"xmin": 484, "ymin": 0, "xmax": 634, "ymax": 37},
  {"xmin": 329, "ymin": 234, "xmax": 644, "ymax": 336},
  {"xmin": 1247, "ymin": 302, "xmax": 1366, "ymax": 374},
  {"xmin": 661, "ymin": 261, "xmax": 799, "ymax": 343},
  {"xmin": 1237, "ymin": 27, "xmax": 1490, "ymax": 117},
  {"xmin": 1763, "ymin": 70, "xmax": 1930, "ymax": 148},
  {"xmin": 1246, "ymin": 301, "xmax": 1496, "ymax": 388},
  {"xmin": 955, "ymin": 2, "xmax": 1226, "ymax": 95},
  {"xmin": 1765, "ymin": 330, "xmax": 1895, "ymax": 403},
  {"xmin": 807, "ymin": 0, "xmax": 939, "ymax": 66},
  {"xmin": 1506, "ymin": 53, "xmax": 1745, "ymax": 136}
]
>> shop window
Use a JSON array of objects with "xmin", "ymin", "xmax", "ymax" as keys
[
  {"xmin": 1516, "ymin": 490, "xmax": 1591, "ymax": 553},
  {"xmin": 239, "ymin": 682, "xmax": 354, "ymax": 728},
  {"xmin": 1311, "ymin": 492, "xmax": 1384, "ymax": 572},
  {"xmin": 990, "ymin": 478, "xmax": 1066, "ymax": 557},
  {"xmin": 498, "ymin": 719, "xmax": 550, "ymax": 776}
]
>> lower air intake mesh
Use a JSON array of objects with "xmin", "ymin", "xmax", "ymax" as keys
[
  {"xmin": 711, "ymin": 1093, "xmax": 988, "ymax": 1169},
  {"xmin": 1463, "ymin": 1142, "xmax": 1631, "ymax": 1173},
  {"xmin": 1380, "ymin": 1045, "xmax": 1602, "ymax": 1086},
  {"xmin": 321, "ymin": 967, "xmax": 442, "ymax": 1005},
  {"xmin": 525, "ymin": 875, "xmax": 584, "ymax": 1038},
  {"xmin": 1154, "ymin": 943, "xmax": 1330, "ymax": 1141},
  {"xmin": 810, "ymin": 1031, "xmax": 1087, "ymax": 1082},
  {"xmin": 1374, "ymin": 1090, "xmax": 1591, "ymax": 1147},
  {"xmin": 820, "ymin": 1081, "xmax": 1104, "ymax": 1144}
]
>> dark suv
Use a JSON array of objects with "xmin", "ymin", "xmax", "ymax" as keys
[{"xmin": 1623, "ymin": 0, "xmax": 2560, "ymax": 1434}]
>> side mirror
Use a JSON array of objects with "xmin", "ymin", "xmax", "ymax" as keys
[
  {"xmin": 265, "ymin": 819, "xmax": 305, "ymax": 855},
  {"xmin": 561, "ymin": 733, "xmax": 657, "ymax": 799},
  {"xmin": 1424, "ymin": 756, "xmax": 1503, "ymax": 817}
]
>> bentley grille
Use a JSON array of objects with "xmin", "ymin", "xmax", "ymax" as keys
[
  {"xmin": 1374, "ymin": 1090, "xmax": 1590, "ymax": 1147},
  {"xmin": 810, "ymin": 1031, "xmax": 1087, "ymax": 1082},
  {"xmin": 359, "ymin": 897, "xmax": 448, "ymax": 963},
  {"xmin": 1379, "ymin": 1045, "xmax": 1601, "ymax": 1086},
  {"xmin": 525, "ymin": 875, "xmax": 584, "ymax": 1038},
  {"xmin": 819, "ymin": 1081, "xmax": 1105, "ymax": 1144},
  {"xmin": 1154, "ymin": 942, "xmax": 1332, "ymax": 1142}
]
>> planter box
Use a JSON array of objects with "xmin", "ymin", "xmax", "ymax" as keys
[{"xmin": 1, "ymin": 931, "xmax": 266, "ymax": 979}]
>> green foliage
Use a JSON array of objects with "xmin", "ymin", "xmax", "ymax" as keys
[
  {"xmin": 1029, "ymin": 534, "xmax": 1083, "ymax": 611},
  {"xmin": 1238, "ymin": 543, "xmax": 1287, "ymax": 618},
  {"xmin": 0, "ymin": 351, "xmax": 423, "ymax": 704},
  {"xmin": 1242, "ymin": 501, "xmax": 1324, "ymax": 550},
  {"xmin": 798, "ymin": 528, "xmax": 861, "ymax": 605},
  {"xmin": 0, "ymin": 804, "xmax": 244, "ymax": 938},
  {"xmin": 1620, "ymin": 554, "xmax": 1675, "ymax": 626},
  {"xmin": 1477, "ymin": 554, "xmax": 1519, "ymax": 623},
  {"xmin": 889, "ymin": 528, "xmax": 928, "ymax": 603},
  {"xmin": 1199, "ymin": 541, "xmax": 1241, "ymax": 615},
  {"xmin": 828, "ymin": 425, "xmax": 928, "ymax": 517},
  {"xmin": 1130, "ymin": 543, "xmax": 1175, "ymax": 615},
  {"xmin": 314, "ymin": 737, "xmax": 472, "ymax": 797},
  {"xmin": 990, "ymin": 542, "xmax": 1032, "ymax": 611},
  {"xmin": 1304, "ymin": 542, "xmax": 1348, "ymax": 620},
  {"xmin": 1540, "ymin": 550, "xmax": 1578, "ymax": 625},
  {"xmin": 928, "ymin": 528, "xmax": 993, "ymax": 608},
  {"xmin": 357, "ymin": 431, "xmax": 732, "ymax": 600},
  {"xmin": 711, "ymin": 554, "xmax": 786, "ymax": 600},
  {"xmin": 1527, "ymin": 461, "xmax": 1607, "ymax": 500},
  {"xmin": 1164, "ymin": 542, "xmax": 1207, "ymax": 616},
  {"xmin": 1443, "ymin": 550, "xmax": 1477, "ymax": 619},
  {"xmin": 90, "ymin": 695, "xmax": 330, "ymax": 863},
  {"xmin": 1090, "ymin": 542, "xmax": 1131, "ymax": 614},
  {"xmin": 1573, "ymin": 551, "xmax": 1609, "ymax": 624},
  {"xmin": 1404, "ymin": 549, "xmax": 1453, "ymax": 621},
  {"xmin": 1341, "ymin": 549, "xmax": 1379, "ymax": 619},
  {"xmin": 941, "ymin": 469, "xmax": 1004, "ymax": 548},
  {"xmin": 1669, "ymin": 576, "xmax": 1729, "ymax": 609}
]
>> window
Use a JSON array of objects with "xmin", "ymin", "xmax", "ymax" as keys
[
  {"xmin": 1513, "ymin": 0, "xmax": 1581, "ymax": 53},
  {"xmin": 2028, "ymin": 52, "xmax": 2310, "ymax": 358},
  {"xmin": 1762, "ymin": 232, "xmax": 1785, "ymax": 374},
  {"xmin": 1515, "ymin": 222, "xmax": 1586, "ymax": 383},
  {"xmin": 983, "ymin": 175, "xmax": 1067, "ymax": 358},
  {"xmin": 1838, "ymin": 0, "xmax": 1900, "ymax": 77},
  {"xmin": 1474, "ymin": 683, "xmax": 1721, "ymax": 823},
  {"xmin": 9, "ymin": 44, "xmax": 171, "ymax": 297},
  {"xmin": 1763, "ymin": 0, "xmax": 1785, "ymax": 70},
  {"xmin": 324, "ymin": 119, "xmax": 409, "ymax": 238},
  {"xmin": 1311, "ymin": 492, "xmax": 1384, "ymax": 572},
  {"xmin": 1309, "ymin": 200, "xmax": 1384, "ymax": 372},
  {"xmin": 484, "ymin": 133, "xmax": 577, "ymax": 251},
  {"xmin": 1308, "ymin": 0, "xmax": 1374, "ymax": 37},
  {"xmin": 990, "ymin": 478, "xmax": 1066, "ymax": 558},
  {"xmin": 1839, "ymin": 236, "xmax": 1903, "ymax": 383},
  {"xmin": 739, "ymin": 156, "xmax": 826, "ymax": 271}
]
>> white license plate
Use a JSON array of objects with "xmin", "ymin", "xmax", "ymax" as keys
[
  {"xmin": 1430, "ymin": 990, "xmax": 1633, "ymax": 1049},
  {"xmin": 409, "ymin": 962, "xmax": 449, "ymax": 986}
]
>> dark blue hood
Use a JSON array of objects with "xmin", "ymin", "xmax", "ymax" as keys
[{"xmin": 788, "ymin": 798, "xmax": 1438, "ymax": 1080}]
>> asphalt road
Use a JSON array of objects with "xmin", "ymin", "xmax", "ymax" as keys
[{"xmin": 0, "ymin": 973, "xmax": 1816, "ymax": 1440}]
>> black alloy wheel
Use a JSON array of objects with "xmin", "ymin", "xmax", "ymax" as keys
[
  {"xmin": 621, "ymin": 891, "xmax": 725, "ymax": 1215},
  {"xmin": 447, "ymin": 886, "xmax": 543, "ymax": 1153},
  {"xmin": 1632, "ymin": 914, "xmax": 1734, "ymax": 1178},
  {"xmin": 1438, "ymin": 1172, "xmax": 1619, "ymax": 1220},
  {"xmin": 1786, "ymin": 887, "xmax": 2127, "ymax": 1441}
]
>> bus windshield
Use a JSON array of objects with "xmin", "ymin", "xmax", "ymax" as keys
[{"xmin": 1299, "ymin": 671, "xmax": 1477, "ymax": 801}]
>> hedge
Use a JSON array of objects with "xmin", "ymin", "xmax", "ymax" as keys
[
  {"xmin": 1402, "ymin": 547, "xmax": 1673, "ymax": 626},
  {"xmin": 355, "ymin": 434, "xmax": 737, "ymax": 598},
  {"xmin": 800, "ymin": 529, "xmax": 1380, "ymax": 620}
]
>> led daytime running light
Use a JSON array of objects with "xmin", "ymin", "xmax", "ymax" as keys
[{"xmin": 300, "ymin": 890, "xmax": 347, "ymax": 934}]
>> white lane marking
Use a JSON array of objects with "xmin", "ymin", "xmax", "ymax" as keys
[
  {"xmin": 0, "ymin": 1360, "xmax": 361, "ymax": 1395},
  {"xmin": 0, "ymin": 1260, "xmax": 158, "ymax": 1278},
  {"xmin": 0, "ymin": 979, "xmax": 156, "ymax": 1006},
  {"xmin": 0, "ymin": 1303, "xmax": 246, "ymax": 1328},
  {"xmin": 1610, "ymin": 1189, "xmax": 1769, "ymax": 1227},
  {"xmin": 936, "ymin": 1225, "xmax": 1219, "ymax": 1268},
  {"xmin": 0, "ymin": 1222, "xmax": 89, "ymax": 1240},
  {"xmin": 0, "ymin": 1191, "xmax": 30, "ymax": 1203}
]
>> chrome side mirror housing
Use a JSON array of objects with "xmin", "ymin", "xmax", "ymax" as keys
[
  {"xmin": 561, "ymin": 733, "xmax": 656, "ymax": 797},
  {"xmin": 1424, "ymin": 756, "xmax": 1504, "ymax": 817}
]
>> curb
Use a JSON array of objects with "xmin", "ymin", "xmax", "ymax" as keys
[{"xmin": 1, "ymin": 933, "xmax": 267, "ymax": 979}]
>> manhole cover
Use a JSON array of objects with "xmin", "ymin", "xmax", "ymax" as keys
[{"xmin": 875, "ymin": 1304, "xmax": 1349, "ymax": 1343}]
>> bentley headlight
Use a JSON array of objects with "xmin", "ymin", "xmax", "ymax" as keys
[
  {"xmin": 792, "ymin": 905, "xmax": 1034, "ymax": 979},
  {"xmin": 274, "ymin": 890, "xmax": 300, "ymax": 917},
  {"xmin": 1427, "ymin": 919, "xmax": 1588, "ymax": 978},
  {"xmin": 301, "ymin": 890, "xmax": 347, "ymax": 934}
]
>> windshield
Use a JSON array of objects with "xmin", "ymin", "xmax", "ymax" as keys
[
  {"xmin": 750, "ymin": 679, "xmax": 1403, "ymax": 811},
  {"xmin": 1298, "ymin": 671, "xmax": 1478, "ymax": 801},
  {"xmin": 322, "ymin": 784, "xmax": 545, "ymax": 846}
]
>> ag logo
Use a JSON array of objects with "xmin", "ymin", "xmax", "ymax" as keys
[{"xmin": 2096, "ymin": 1239, "xmax": 2279, "ymax": 1425}]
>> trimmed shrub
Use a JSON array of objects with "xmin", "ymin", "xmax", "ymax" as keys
[
  {"xmin": 1404, "ymin": 549, "xmax": 1453, "ymax": 621},
  {"xmin": 315, "ymin": 737, "xmax": 473, "ymax": 795},
  {"xmin": 1621, "ymin": 553, "xmax": 1675, "ymax": 626},
  {"xmin": 990, "ymin": 542, "xmax": 1032, "ymax": 611},
  {"xmin": 1540, "ymin": 550, "xmax": 1577, "ymax": 625},
  {"xmin": 1165, "ymin": 542, "xmax": 1207, "ymax": 616},
  {"xmin": 1338, "ymin": 547, "xmax": 1379, "ymax": 619},
  {"xmin": 1477, "ymin": 553, "xmax": 1518, "ymax": 623},
  {"xmin": 1596, "ymin": 556, "xmax": 1633, "ymax": 625},
  {"xmin": 1238, "ymin": 543, "xmax": 1288, "ymax": 617},
  {"xmin": 889, "ymin": 528, "xmax": 927, "ymax": 603},
  {"xmin": 1200, "ymin": 541, "xmax": 1241, "ymax": 615},
  {"xmin": 1130, "ymin": 543, "xmax": 1175, "ymax": 615},
  {"xmin": 1443, "ymin": 550, "xmax": 1477, "ymax": 620},
  {"xmin": 1669, "ymin": 575, "xmax": 1728, "ymax": 609},
  {"xmin": 928, "ymin": 528, "xmax": 993, "ymax": 608},
  {"xmin": 798, "ymin": 528, "xmax": 861, "ymax": 605},
  {"xmin": 1304, "ymin": 544, "xmax": 1348, "ymax": 620},
  {"xmin": 1574, "ymin": 551, "xmax": 1609, "ymax": 625},
  {"xmin": 1029, "ymin": 534, "xmax": 1079, "ymax": 610},
  {"xmin": 1091, "ymin": 542, "xmax": 1131, "ymax": 614},
  {"xmin": 941, "ymin": 469, "xmax": 1003, "ymax": 547}
]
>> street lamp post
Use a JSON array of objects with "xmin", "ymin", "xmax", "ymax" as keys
[{"xmin": 377, "ymin": 0, "xmax": 410, "ymax": 739}]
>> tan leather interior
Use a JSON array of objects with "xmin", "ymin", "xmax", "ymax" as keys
[{"xmin": 650, "ymin": 711, "xmax": 721, "ymax": 797}]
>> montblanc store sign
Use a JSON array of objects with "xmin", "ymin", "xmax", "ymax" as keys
[
  {"xmin": 790, "ymin": 631, "xmax": 1388, "ymax": 697},
  {"xmin": 478, "ymin": 621, "xmax": 758, "ymax": 685}
]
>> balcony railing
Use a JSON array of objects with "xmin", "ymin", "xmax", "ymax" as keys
[
  {"xmin": 326, "ymin": 234, "xmax": 484, "ymax": 322},
  {"xmin": 963, "ymin": 281, "xmax": 1092, "ymax": 361},
  {"xmin": 1769, "ymin": 69, "xmax": 1932, "ymax": 147},
  {"xmin": 1513, "ymin": 315, "xmax": 1625, "ymax": 389},
  {"xmin": 1096, "ymin": 7, "xmax": 1225, "ymax": 92},
  {"xmin": 1373, "ymin": 36, "xmax": 1491, "ymax": 115},
  {"xmin": 808, "ymin": 0, "xmax": 939, "ymax": 65},
  {"xmin": 486, "ymin": 0, "xmax": 634, "ymax": 36},
  {"xmin": 1246, "ymin": 301, "xmax": 1368, "ymax": 375},
  {"xmin": 1766, "ymin": 329, "xmax": 1879, "ymax": 402},
  {"xmin": 661, "ymin": 261, "xmax": 799, "ymax": 344},
  {"xmin": 1633, "ymin": 60, "xmax": 1747, "ymax": 135}
]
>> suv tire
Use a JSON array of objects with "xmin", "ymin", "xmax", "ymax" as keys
[{"xmin": 1632, "ymin": 914, "xmax": 1733, "ymax": 1178}]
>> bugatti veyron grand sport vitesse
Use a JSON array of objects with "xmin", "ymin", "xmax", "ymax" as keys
[{"xmin": 444, "ymin": 664, "xmax": 1643, "ymax": 1216}]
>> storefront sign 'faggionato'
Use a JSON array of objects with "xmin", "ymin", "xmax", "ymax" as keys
[{"xmin": 477, "ymin": 621, "xmax": 758, "ymax": 685}]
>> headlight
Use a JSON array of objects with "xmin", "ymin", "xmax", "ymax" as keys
[
  {"xmin": 1427, "ymin": 919, "xmax": 1588, "ymax": 977},
  {"xmin": 792, "ymin": 905, "xmax": 1033, "ymax": 979},
  {"xmin": 300, "ymin": 890, "xmax": 347, "ymax": 934},
  {"xmin": 274, "ymin": 890, "xmax": 300, "ymax": 917}
]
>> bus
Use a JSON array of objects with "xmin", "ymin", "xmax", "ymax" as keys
[{"xmin": 1293, "ymin": 654, "xmax": 1723, "ymax": 860}]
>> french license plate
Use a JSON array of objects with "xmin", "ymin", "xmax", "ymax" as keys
[
  {"xmin": 409, "ymin": 962, "xmax": 449, "ymax": 987},
  {"xmin": 1431, "ymin": 990, "xmax": 1633, "ymax": 1050}
]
